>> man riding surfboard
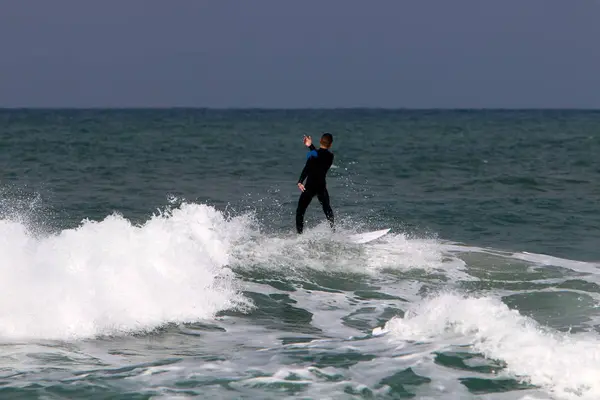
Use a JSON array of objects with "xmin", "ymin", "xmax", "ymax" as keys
[{"xmin": 296, "ymin": 133, "xmax": 334, "ymax": 234}]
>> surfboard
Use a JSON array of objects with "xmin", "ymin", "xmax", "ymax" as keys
[{"xmin": 349, "ymin": 228, "xmax": 390, "ymax": 244}]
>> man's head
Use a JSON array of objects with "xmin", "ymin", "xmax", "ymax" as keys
[{"xmin": 320, "ymin": 133, "xmax": 333, "ymax": 149}]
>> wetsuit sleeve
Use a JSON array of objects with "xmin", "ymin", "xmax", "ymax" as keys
[
  {"xmin": 298, "ymin": 162, "xmax": 309, "ymax": 184},
  {"xmin": 298, "ymin": 147, "xmax": 318, "ymax": 184}
]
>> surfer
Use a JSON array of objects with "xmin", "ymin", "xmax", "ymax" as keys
[{"xmin": 296, "ymin": 133, "xmax": 335, "ymax": 234}]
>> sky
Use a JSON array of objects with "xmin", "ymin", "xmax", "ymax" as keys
[{"xmin": 0, "ymin": 0, "xmax": 599, "ymax": 108}]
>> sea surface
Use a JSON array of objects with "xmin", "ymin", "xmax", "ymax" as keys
[{"xmin": 1, "ymin": 109, "xmax": 599, "ymax": 399}]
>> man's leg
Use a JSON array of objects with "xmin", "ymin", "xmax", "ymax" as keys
[
  {"xmin": 296, "ymin": 189, "xmax": 314, "ymax": 234},
  {"xmin": 317, "ymin": 188, "xmax": 334, "ymax": 231}
]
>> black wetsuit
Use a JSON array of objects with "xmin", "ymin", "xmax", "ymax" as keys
[{"xmin": 296, "ymin": 144, "xmax": 334, "ymax": 233}]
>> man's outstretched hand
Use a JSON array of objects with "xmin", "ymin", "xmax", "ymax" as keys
[
  {"xmin": 303, "ymin": 135, "xmax": 312, "ymax": 147},
  {"xmin": 297, "ymin": 183, "xmax": 305, "ymax": 192}
]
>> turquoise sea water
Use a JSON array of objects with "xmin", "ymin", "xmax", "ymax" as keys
[{"xmin": 1, "ymin": 109, "xmax": 599, "ymax": 399}]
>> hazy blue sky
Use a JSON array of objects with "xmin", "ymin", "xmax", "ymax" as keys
[{"xmin": 0, "ymin": 1, "xmax": 598, "ymax": 108}]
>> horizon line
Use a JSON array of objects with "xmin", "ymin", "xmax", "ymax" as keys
[{"xmin": 1, "ymin": 106, "xmax": 600, "ymax": 111}]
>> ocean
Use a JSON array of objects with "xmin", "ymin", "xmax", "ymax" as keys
[{"xmin": 1, "ymin": 109, "xmax": 599, "ymax": 399}]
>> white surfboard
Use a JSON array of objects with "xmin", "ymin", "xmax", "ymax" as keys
[{"xmin": 349, "ymin": 228, "xmax": 390, "ymax": 244}]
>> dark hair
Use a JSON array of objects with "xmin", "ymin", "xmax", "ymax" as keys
[{"xmin": 320, "ymin": 133, "xmax": 333, "ymax": 148}]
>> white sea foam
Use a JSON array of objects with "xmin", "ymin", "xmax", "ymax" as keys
[
  {"xmin": 0, "ymin": 200, "xmax": 464, "ymax": 341},
  {"xmin": 0, "ymin": 203, "xmax": 251, "ymax": 340},
  {"xmin": 231, "ymin": 223, "xmax": 460, "ymax": 279},
  {"xmin": 513, "ymin": 251, "xmax": 600, "ymax": 277},
  {"xmin": 374, "ymin": 293, "xmax": 600, "ymax": 400},
  {"xmin": 442, "ymin": 243, "xmax": 600, "ymax": 279},
  {"xmin": 365, "ymin": 233, "xmax": 469, "ymax": 277}
]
